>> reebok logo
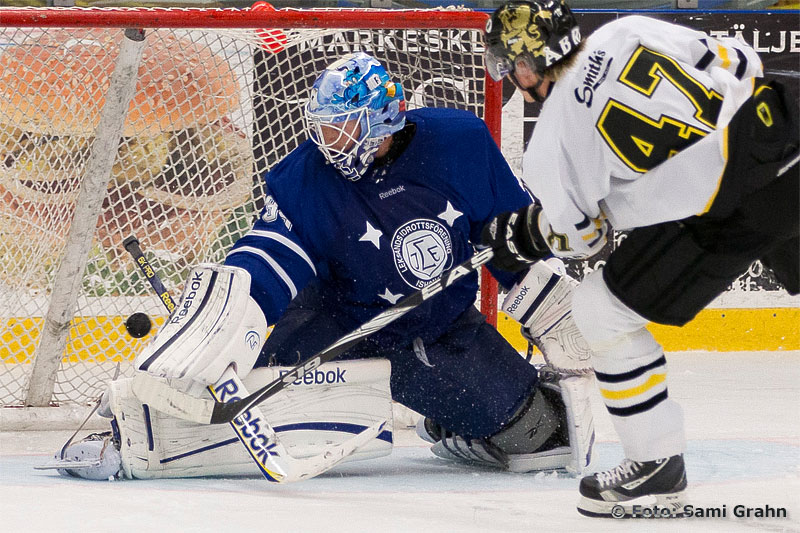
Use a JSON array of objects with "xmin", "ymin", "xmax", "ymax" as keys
[
  {"xmin": 279, "ymin": 367, "xmax": 347, "ymax": 386},
  {"xmin": 379, "ymin": 185, "xmax": 405, "ymax": 199},
  {"xmin": 245, "ymin": 330, "xmax": 261, "ymax": 351},
  {"xmin": 213, "ymin": 378, "xmax": 280, "ymax": 474},
  {"xmin": 525, "ymin": 412, "xmax": 546, "ymax": 439},
  {"xmin": 504, "ymin": 285, "xmax": 530, "ymax": 315},
  {"xmin": 170, "ymin": 272, "xmax": 204, "ymax": 324}
]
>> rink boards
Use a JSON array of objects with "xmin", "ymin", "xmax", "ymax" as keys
[{"xmin": 2, "ymin": 304, "xmax": 798, "ymax": 364}]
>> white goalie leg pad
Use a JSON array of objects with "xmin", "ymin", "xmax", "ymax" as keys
[
  {"xmin": 112, "ymin": 359, "xmax": 393, "ymax": 479},
  {"xmin": 539, "ymin": 373, "xmax": 596, "ymax": 475},
  {"xmin": 502, "ymin": 258, "xmax": 593, "ymax": 375},
  {"xmin": 134, "ymin": 264, "xmax": 267, "ymax": 384}
]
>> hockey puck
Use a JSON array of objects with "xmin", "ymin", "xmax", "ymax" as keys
[{"xmin": 125, "ymin": 312, "xmax": 152, "ymax": 338}]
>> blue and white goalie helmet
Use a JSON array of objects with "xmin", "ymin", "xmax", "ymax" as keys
[{"xmin": 305, "ymin": 52, "xmax": 406, "ymax": 181}]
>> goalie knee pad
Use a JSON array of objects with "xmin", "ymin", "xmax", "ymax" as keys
[
  {"xmin": 429, "ymin": 367, "xmax": 595, "ymax": 474},
  {"xmin": 502, "ymin": 258, "xmax": 593, "ymax": 374},
  {"xmin": 489, "ymin": 382, "xmax": 562, "ymax": 456},
  {"xmin": 108, "ymin": 359, "xmax": 393, "ymax": 479}
]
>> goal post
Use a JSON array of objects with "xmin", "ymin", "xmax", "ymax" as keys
[{"xmin": 0, "ymin": 5, "xmax": 501, "ymax": 424}]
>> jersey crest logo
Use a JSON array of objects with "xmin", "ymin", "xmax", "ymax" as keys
[{"xmin": 391, "ymin": 219, "xmax": 453, "ymax": 289}]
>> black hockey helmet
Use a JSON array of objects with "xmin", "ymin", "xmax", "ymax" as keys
[{"xmin": 484, "ymin": 0, "xmax": 582, "ymax": 81}]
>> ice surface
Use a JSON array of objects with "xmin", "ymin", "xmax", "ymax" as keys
[{"xmin": 2, "ymin": 351, "xmax": 798, "ymax": 532}]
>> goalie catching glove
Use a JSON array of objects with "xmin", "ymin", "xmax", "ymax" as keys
[{"xmin": 134, "ymin": 264, "xmax": 268, "ymax": 384}]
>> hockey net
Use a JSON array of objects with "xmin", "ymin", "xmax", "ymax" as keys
[{"xmin": 0, "ymin": 5, "xmax": 501, "ymax": 425}]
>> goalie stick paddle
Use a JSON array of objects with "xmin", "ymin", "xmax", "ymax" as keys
[
  {"xmin": 133, "ymin": 246, "xmax": 495, "ymax": 425},
  {"xmin": 123, "ymin": 236, "xmax": 388, "ymax": 482}
]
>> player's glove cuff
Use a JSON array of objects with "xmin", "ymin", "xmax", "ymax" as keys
[{"xmin": 481, "ymin": 204, "xmax": 550, "ymax": 273}]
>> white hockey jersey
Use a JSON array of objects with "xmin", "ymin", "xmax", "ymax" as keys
[{"xmin": 523, "ymin": 15, "xmax": 763, "ymax": 258}]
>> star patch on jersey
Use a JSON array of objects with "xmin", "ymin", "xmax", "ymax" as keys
[
  {"xmin": 391, "ymin": 219, "xmax": 453, "ymax": 289},
  {"xmin": 437, "ymin": 201, "xmax": 463, "ymax": 227}
]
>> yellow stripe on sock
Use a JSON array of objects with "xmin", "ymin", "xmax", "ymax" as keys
[{"xmin": 600, "ymin": 373, "xmax": 666, "ymax": 401}]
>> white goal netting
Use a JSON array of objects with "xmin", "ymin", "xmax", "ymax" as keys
[{"xmin": 0, "ymin": 6, "xmax": 498, "ymax": 417}]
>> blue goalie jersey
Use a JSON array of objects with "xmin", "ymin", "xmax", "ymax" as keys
[{"xmin": 225, "ymin": 107, "xmax": 532, "ymax": 347}]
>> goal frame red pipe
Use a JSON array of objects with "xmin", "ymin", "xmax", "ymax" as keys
[
  {"xmin": 1, "ymin": 6, "xmax": 503, "ymax": 325},
  {"xmin": 0, "ymin": 7, "xmax": 490, "ymax": 29}
]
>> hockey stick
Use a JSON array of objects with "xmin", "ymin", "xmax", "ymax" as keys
[
  {"xmin": 123, "ymin": 236, "xmax": 387, "ymax": 482},
  {"xmin": 123, "ymin": 236, "xmax": 177, "ymax": 313},
  {"xmin": 133, "ymin": 246, "xmax": 495, "ymax": 425}
]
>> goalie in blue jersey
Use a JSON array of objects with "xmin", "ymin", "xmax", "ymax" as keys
[
  {"xmin": 223, "ymin": 51, "xmax": 594, "ymax": 473},
  {"xmin": 54, "ymin": 53, "xmax": 595, "ymax": 481}
]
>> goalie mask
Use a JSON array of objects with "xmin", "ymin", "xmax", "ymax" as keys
[
  {"xmin": 484, "ymin": 0, "xmax": 582, "ymax": 82},
  {"xmin": 305, "ymin": 52, "xmax": 406, "ymax": 181}
]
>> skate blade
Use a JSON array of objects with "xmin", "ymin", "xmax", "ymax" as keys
[
  {"xmin": 577, "ymin": 490, "xmax": 687, "ymax": 518},
  {"xmin": 35, "ymin": 459, "xmax": 102, "ymax": 470}
]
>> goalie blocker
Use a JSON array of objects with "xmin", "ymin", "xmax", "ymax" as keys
[
  {"xmin": 133, "ymin": 263, "xmax": 268, "ymax": 385},
  {"xmin": 51, "ymin": 359, "xmax": 393, "ymax": 480}
]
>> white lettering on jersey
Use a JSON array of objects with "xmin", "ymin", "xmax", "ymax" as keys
[
  {"xmin": 261, "ymin": 195, "xmax": 279, "ymax": 223},
  {"xmin": 261, "ymin": 195, "xmax": 292, "ymax": 230}
]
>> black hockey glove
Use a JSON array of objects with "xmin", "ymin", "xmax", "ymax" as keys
[{"xmin": 481, "ymin": 204, "xmax": 550, "ymax": 272}]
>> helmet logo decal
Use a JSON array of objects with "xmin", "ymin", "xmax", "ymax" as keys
[
  {"xmin": 499, "ymin": 4, "xmax": 551, "ymax": 59},
  {"xmin": 485, "ymin": 1, "xmax": 582, "ymax": 78}
]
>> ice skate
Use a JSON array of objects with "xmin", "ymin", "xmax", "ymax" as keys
[
  {"xmin": 577, "ymin": 454, "xmax": 687, "ymax": 518},
  {"xmin": 36, "ymin": 432, "xmax": 122, "ymax": 481},
  {"xmin": 415, "ymin": 416, "xmax": 454, "ymax": 444}
]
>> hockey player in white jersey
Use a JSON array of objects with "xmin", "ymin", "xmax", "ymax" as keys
[{"xmin": 480, "ymin": 0, "xmax": 799, "ymax": 518}]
